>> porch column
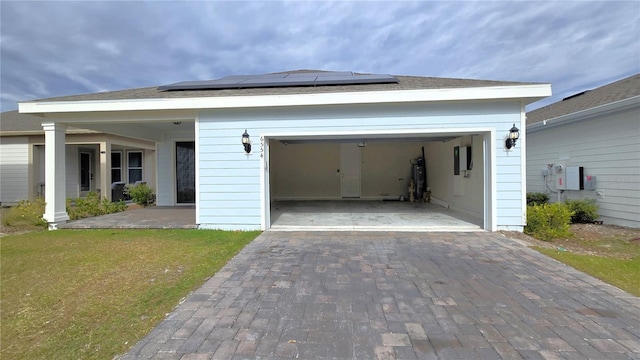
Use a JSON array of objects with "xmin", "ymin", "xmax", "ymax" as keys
[
  {"xmin": 43, "ymin": 122, "xmax": 69, "ymax": 229},
  {"xmin": 99, "ymin": 142, "xmax": 112, "ymax": 201}
]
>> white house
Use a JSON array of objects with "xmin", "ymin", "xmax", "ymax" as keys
[
  {"xmin": 0, "ymin": 110, "xmax": 156, "ymax": 205},
  {"xmin": 17, "ymin": 70, "xmax": 551, "ymax": 231},
  {"xmin": 526, "ymin": 74, "xmax": 640, "ymax": 228}
]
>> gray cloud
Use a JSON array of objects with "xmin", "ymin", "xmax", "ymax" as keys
[{"xmin": 1, "ymin": 1, "xmax": 638, "ymax": 112}]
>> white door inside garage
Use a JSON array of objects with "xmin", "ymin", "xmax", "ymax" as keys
[{"xmin": 261, "ymin": 130, "xmax": 494, "ymax": 231}]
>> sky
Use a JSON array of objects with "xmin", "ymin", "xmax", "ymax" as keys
[{"xmin": 1, "ymin": 1, "xmax": 638, "ymax": 113}]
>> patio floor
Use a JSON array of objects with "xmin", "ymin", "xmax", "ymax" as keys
[{"xmin": 59, "ymin": 206, "xmax": 197, "ymax": 229}]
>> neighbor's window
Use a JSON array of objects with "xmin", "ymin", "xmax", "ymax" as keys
[
  {"xmin": 111, "ymin": 152, "xmax": 122, "ymax": 182},
  {"xmin": 127, "ymin": 151, "xmax": 143, "ymax": 183}
]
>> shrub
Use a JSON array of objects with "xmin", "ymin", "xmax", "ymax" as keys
[
  {"xmin": 67, "ymin": 192, "xmax": 126, "ymax": 220},
  {"xmin": 525, "ymin": 202, "xmax": 573, "ymax": 241},
  {"xmin": 125, "ymin": 183, "xmax": 156, "ymax": 207},
  {"xmin": 1, "ymin": 198, "xmax": 47, "ymax": 228},
  {"xmin": 526, "ymin": 192, "xmax": 550, "ymax": 206},
  {"xmin": 565, "ymin": 199, "xmax": 599, "ymax": 224}
]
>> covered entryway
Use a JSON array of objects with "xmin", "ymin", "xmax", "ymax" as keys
[{"xmin": 263, "ymin": 129, "xmax": 493, "ymax": 231}]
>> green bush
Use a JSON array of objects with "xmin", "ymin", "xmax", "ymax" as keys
[
  {"xmin": 525, "ymin": 202, "xmax": 573, "ymax": 241},
  {"xmin": 67, "ymin": 192, "xmax": 126, "ymax": 220},
  {"xmin": 565, "ymin": 199, "xmax": 599, "ymax": 223},
  {"xmin": 125, "ymin": 183, "xmax": 156, "ymax": 207},
  {"xmin": 1, "ymin": 198, "xmax": 47, "ymax": 228},
  {"xmin": 526, "ymin": 192, "xmax": 550, "ymax": 206}
]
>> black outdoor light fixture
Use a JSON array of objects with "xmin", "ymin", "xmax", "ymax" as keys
[
  {"xmin": 505, "ymin": 123, "xmax": 520, "ymax": 149},
  {"xmin": 242, "ymin": 129, "xmax": 251, "ymax": 153}
]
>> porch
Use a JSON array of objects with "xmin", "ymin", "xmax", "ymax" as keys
[{"xmin": 59, "ymin": 206, "xmax": 197, "ymax": 229}]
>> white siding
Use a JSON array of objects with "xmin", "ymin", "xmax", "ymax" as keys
[
  {"xmin": 197, "ymin": 101, "xmax": 524, "ymax": 230},
  {"xmin": 0, "ymin": 137, "xmax": 30, "ymax": 204},
  {"xmin": 156, "ymin": 139, "xmax": 173, "ymax": 206},
  {"xmin": 425, "ymin": 134, "xmax": 485, "ymax": 220},
  {"xmin": 527, "ymin": 108, "xmax": 640, "ymax": 228},
  {"xmin": 66, "ymin": 146, "xmax": 79, "ymax": 198}
]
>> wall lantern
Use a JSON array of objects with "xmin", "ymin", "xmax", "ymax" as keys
[
  {"xmin": 505, "ymin": 123, "xmax": 520, "ymax": 149},
  {"xmin": 242, "ymin": 129, "xmax": 251, "ymax": 153}
]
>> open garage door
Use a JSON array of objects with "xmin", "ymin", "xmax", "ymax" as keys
[{"xmin": 262, "ymin": 130, "xmax": 493, "ymax": 231}]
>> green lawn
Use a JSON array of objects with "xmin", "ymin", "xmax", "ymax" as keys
[
  {"xmin": 1, "ymin": 229, "xmax": 259, "ymax": 360},
  {"xmin": 534, "ymin": 247, "xmax": 640, "ymax": 297}
]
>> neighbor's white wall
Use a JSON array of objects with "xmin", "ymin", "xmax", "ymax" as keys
[
  {"xmin": 527, "ymin": 108, "xmax": 640, "ymax": 228},
  {"xmin": 425, "ymin": 135, "xmax": 485, "ymax": 220},
  {"xmin": 0, "ymin": 137, "xmax": 30, "ymax": 204},
  {"xmin": 198, "ymin": 101, "xmax": 523, "ymax": 230}
]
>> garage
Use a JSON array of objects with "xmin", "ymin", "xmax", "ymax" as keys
[
  {"xmin": 24, "ymin": 70, "xmax": 550, "ymax": 231},
  {"xmin": 263, "ymin": 130, "xmax": 490, "ymax": 231}
]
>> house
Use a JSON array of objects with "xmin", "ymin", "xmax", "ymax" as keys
[
  {"xmin": 526, "ymin": 74, "xmax": 640, "ymax": 228},
  {"xmin": 17, "ymin": 70, "xmax": 551, "ymax": 231},
  {"xmin": 0, "ymin": 110, "xmax": 156, "ymax": 205}
]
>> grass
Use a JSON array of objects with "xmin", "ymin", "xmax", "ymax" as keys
[
  {"xmin": 0, "ymin": 229, "xmax": 259, "ymax": 360},
  {"xmin": 534, "ymin": 247, "xmax": 640, "ymax": 297}
]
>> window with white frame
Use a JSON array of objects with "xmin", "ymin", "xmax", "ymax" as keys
[
  {"xmin": 127, "ymin": 151, "xmax": 143, "ymax": 183},
  {"xmin": 111, "ymin": 152, "xmax": 122, "ymax": 182}
]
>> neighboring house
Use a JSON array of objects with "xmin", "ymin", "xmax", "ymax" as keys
[
  {"xmin": 0, "ymin": 110, "xmax": 156, "ymax": 205},
  {"xmin": 17, "ymin": 70, "xmax": 551, "ymax": 230},
  {"xmin": 526, "ymin": 74, "xmax": 640, "ymax": 228}
]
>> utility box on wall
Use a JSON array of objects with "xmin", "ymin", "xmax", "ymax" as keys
[
  {"xmin": 584, "ymin": 175, "xmax": 596, "ymax": 190},
  {"xmin": 566, "ymin": 166, "xmax": 584, "ymax": 190}
]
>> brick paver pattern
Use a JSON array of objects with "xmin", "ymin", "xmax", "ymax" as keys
[{"xmin": 120, "ymin": 232, "xmax": 640, "ymax": 359}]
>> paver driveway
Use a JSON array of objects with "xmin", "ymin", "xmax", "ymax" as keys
[{"xmin": 121, "ymin": 232, "xmax": 640, "ymax": 359}]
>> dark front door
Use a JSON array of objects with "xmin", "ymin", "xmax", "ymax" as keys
[
  {"xmin": 80, "ymin": 152, "xmax": 92, "ymax": 193},
  {"xmin": 176, "ymin": 142, "xmax": 195, "ymax": 204}
]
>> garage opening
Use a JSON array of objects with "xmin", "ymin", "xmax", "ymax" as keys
[{"xmin": 263, "ymin": 131, "xmax": 491, "ymax": 231}]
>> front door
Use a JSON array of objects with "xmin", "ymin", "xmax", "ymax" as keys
[
  {"xmin": 176, "ymin": 142, "xmax": 195, "ymax": 204},
  {"xmin": 340, "ymin": 143, "xmax": 361, "ymax": 198},
  {"xmin": 80, "ymin": 151, "xmax": 92, "ymax": 195}
]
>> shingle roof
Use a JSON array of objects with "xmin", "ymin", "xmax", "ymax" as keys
[
  {"xmin": 22, "ymin": 71, "xmax": 541, "ymax": 104},
  {"xmin": 0, "ymin": 110, "xmax": 94, "ymax": 134},
  {"xmin": 526, "ymin": 73, "xmax": 640, "ymax": 125}
]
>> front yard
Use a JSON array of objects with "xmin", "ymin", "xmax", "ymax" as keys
[
  {"xmin": 0, "ymin": 229, "xmax": 259, "ymax": 360},
  {"xmin": 505, "ymin": 223, "xmax": 640, "ymax": 297}
]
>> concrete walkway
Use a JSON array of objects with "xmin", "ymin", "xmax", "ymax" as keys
[
  {"xmin": 120, "ymin": 232, "xmax": 640, "ymax": 359},
  {"xmin": 60, "ymin": 206, "xmax": 196, "ymax": 229}
]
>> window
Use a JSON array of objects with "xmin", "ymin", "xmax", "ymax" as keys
[
  {"xmin": 127, "ymin": 151, "xmax": 143, "ymax": 183},
  {"xmin": 111, "ymin": 152, "xmax": 122, "ymax": 182}
]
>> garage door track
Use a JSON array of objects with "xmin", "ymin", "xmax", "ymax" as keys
[{"xmin": 121, "ymin": 231, "xmax": 640, "ymax": 359}]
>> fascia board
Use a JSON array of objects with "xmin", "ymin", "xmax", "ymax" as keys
[
  {"xmin": 527, "ymin": 95, "xmax": 640, "ymax": 133},
  {"xmin": 19, "ymin": 84, "xmax": 551, "ymax": 114}
]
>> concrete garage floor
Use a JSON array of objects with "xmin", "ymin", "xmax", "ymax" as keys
[{"xmin": 270, "ymin": 201, "xmax": 484, "ymax": 231}]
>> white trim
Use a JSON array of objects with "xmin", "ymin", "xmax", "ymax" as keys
[
  {"xmin": 260, "ymin": 133, "xmax": 269, "ymax": 230},
  {"xmin": 519, "ymin": 102, "xmax": 527, "ymax": 227},
  {"xmin": 19, "ymin": 84, "xmax": 551, "ymax": 114},
  {"xmin": 261, "ymin": 127, "xmax": 495, "ymax": 231},
  {"xmin": 487, "ymin": 131, "xmax": 497, "ymax": 232},
  {"xmin": 194, "ymin": 115, "xmax": 200, "ymax": 225}
]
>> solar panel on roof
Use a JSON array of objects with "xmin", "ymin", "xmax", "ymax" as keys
[{"xmin": 157, "ymin": 71, "xmax": 398, "ymax": 91}]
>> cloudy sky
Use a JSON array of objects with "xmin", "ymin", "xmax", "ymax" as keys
[{"xmin": 1, "ymin": 1, "xmax": 638, "ymax": 113}]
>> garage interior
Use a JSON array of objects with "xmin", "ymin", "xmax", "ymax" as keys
[{"xmin": 267, "ymin": 133, "xmax": 487, "ymax": 231}]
